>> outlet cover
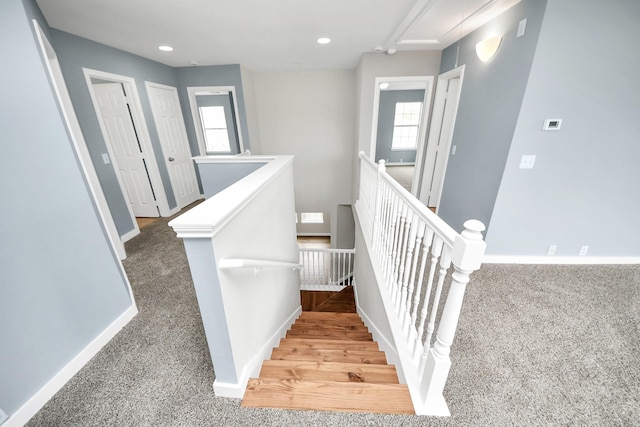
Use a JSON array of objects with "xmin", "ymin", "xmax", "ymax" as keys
[
  {"xmin": 547, "ymin": 245, "xmax": 557, "ymax": 255},
  {"xmin": 102, "ymin": 153, "xmax": 111, "ymax": 164},
  {"xmin": 0, "ymin": 407, "xmax": 8, "ymax": 424},
  {"xmin": 517, "ymin": 19, "xmax": 527, "ymax": 38},
  {"xmin": 579, "ymin": 245, "xmax": 589, "ymax": 256},
  {"xmin": 519, "ymin": 155, "xmax": 536, "ymax": 169}
]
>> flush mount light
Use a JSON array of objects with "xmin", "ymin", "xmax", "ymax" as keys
[
  {"xmin": 475, "ymin": 36, "xmax": 502, "ymax": 62},
  {"xmin": 317, "ymin": 37, "xmax": 331, "ymax": 45},
  {"xmin": 158, "ymin": 45, "xmax": 174, "ymax": 52}
]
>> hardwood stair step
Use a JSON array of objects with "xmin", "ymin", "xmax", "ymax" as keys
[
  {"xmin": 289, "ymin": 323, "xmax": 369, "ymax": 333},
  {"xmin": 278, "ymin": 338, "xmax": 379, "ymax": 351},
  {"xmin": 270, "ymin": 348, "xmax": 387, "ymax": 364},
  {"xmin": 286, "ymin": 329, "xmax": 373, "ymax": 341},
  {"xmin": 312, "ymin": 286, "xmax": 356, "ymax": 313},
  {"xmin": 241, "ymin": 378, "xmax": 414, "ymax": 414},
  {"xmin": 298, "ymin": 311, "xmax": 362, "ymax": 320},
  {"xmin": 259, "ymin": 360, "xmax": 400, "ymax": 384}
]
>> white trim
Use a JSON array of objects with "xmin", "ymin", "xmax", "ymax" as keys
[
  {"xmin": 483, "ymin": 255, "xmax": 640, "ymax": 265},
  {"xmin": 212, "ymin": 305, "xmax": 301, "ymax": 398},
  {"xmin": 121, "ymin": 227, "xmax": 140, "ymax": 243},
  {"xmin": 82, "ymin": 68, "xmax": 172, "ymax": 218},
  {"xmin": 370, "ymin": 76, "xmax": 435, "ymax": 197},
  {"xmin": 296, "ymin": 233, "xmax": 332, "ymax": 237},
  {"xmin": 300, "ymin": 284, "xmax": 348, "ymax": 291},
  {"xmin": 32, "ymin": 22, "xmax": 127, "ymax": 260},
  {"xmin": 187, "ymin": 86, "xmax": 245, "ymax": 155},
  {"xmin": 4, "ymin": 305, "xmax": 138, "ymax": 427}
]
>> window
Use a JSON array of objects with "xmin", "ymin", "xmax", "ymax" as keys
[
  {"xmin": 391, "ymin": 102, "xmax": 422, "ymax": 150},
  {"xmin": 199, "ymin": 106, "xmax": 231, "ymax": 153},
  {"xmin": 300, "ymin": 212, "xmax": 324, "ymax": 224}
]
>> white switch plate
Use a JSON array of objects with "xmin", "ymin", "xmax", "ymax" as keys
[
  {"xmin": 102, "ymin": 153, "xmax": 111, "ymax": 164},
  {"xmin": 0, "ymin": 407, "xmax": 8, "ymax": 424},
  {"xmin": 547, "ymin": 245, "xmax": 557, "ymax": 255},
  {"xmin": 451, "ymin": 145, "xmax": 457, "ymax": 155},
  {"xmin": 517, "ymin": 19, "xmax": 527, "ymax": 37},
  {"xmin": 579, "ymin": 245, "xmax": 589, "ymax": 256},
  {"xmin": 519, "ymin": 155, "xmax": 536, "ymax": 169}
]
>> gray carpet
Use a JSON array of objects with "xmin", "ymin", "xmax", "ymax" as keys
[
  {"xmin": 27, "ymin": 211, "xmax": 640, "ymax": 426},
  {"xmin": 385, "ymin": 165, "xmax": 414, "ymax": 192}
]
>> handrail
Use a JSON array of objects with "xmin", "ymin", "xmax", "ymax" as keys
[{"xmin": 218, "ymin": 258, "xmax": 302, "ymax": 270}]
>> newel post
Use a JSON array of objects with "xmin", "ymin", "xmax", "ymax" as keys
[{"xmin": 419, "ymin": 219, "xmax": 486, "ymax": 408}]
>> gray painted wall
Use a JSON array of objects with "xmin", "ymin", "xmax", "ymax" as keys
[
  {"xmin": 485, "ymin": 0, "xmax": 640, "ymax": 256},
  {"xmin": 375, "ymin": 89, "xmax": 425, "ymax": 163},
  {"xmin": 197, "ymin": 162, "xmax": 266, "ymax": 199},
  {"xmin": 436, "ymin": 0, "xmax": 548, "ymax": 232},
  {"xmin": 0, "ymin": 0, "xmax": 134, "ymax": 416},
  {"xmin": 50, "ymin": 29, "xmax": 180, "ymax": 235}
]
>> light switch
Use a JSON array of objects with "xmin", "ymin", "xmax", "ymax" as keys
[
  {"xmin": 520, "ymin": 155, "xmax": 536, "ymax": 169},
  {"xmin": 451, "ymin": 145, "xmax": 457, "ymax": 155},
  {"xmin": 102, "ymin": 153, "xmax": 111, "ymax": 164}
]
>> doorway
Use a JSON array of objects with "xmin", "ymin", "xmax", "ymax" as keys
[
  {"xmin": 418, "ymin": 66, "xmax": 465, "ymax": 211},
  {"xmin": 370, "ymin": 76, "xmax": 434, "ymax": 196},
  {"xmin": 84, "ymin": 69, "xmax": 173, "ymax": 241}
]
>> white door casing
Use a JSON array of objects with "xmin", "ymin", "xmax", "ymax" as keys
[
  {"xmin": 419, "ymin": 66, "xmax": 465, "ymax": 210},
  {"xmin": 146, "ymin": 82, "xmax": 200, "ymax": 209},
  {"xmin": 32, "ymin": 21, "xmax": 127, "ymax": 259},
  {"xmin": 93, "ymin": 84, "xmax": 159, "ymax": 218}
]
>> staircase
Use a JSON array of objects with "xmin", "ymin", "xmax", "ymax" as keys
[{"xmin": 241, "ymin": 288, "xmax": 414, "ymax": 414}]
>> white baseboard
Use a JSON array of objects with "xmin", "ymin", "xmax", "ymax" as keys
[
  {"xmin": 483, "ymin": 255, "xmax": 640, "ymax": 265},
  {"xmin": 4, "ymin": 305, "xmax": 138, "ymax": 427},
  {"xmin": 213, "ymin": 305, "xmax": 301, "ymax": 398},
  {"xmin": 121, "ymin": 227, "xmax": 140, "ymax": 243}
]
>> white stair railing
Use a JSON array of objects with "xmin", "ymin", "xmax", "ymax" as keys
[
  {"xmin": 355, "ymin": 151, "xmax": 486, "ymax": 416},
  {"xmin": 299, "ymin": 248, "xmax": 355, "ymax": 291}
]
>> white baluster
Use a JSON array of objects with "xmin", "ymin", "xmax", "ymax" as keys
[
  {"xmin": 424, "ymin": 249, "xmax": 452, "ymax": 351},
  {"xmin": 416, "ymin": 236, "xmax": 443, "ymax": 342},
  {"xmin": 419, "ymin": 220, "xmax": 486, "ymax": 405},
  {"xmin": 403, "ymin": 219, "xmax": 425, "ymax": 335},
  {"xmin": 392, "ymin": 203, "xmax": 408, "ymax": 306},
  {"xmin": 371, "ymin": 159, "xmax": 386, "ymax": 248},
  {"xmin": 412, "ymin": 228, "xmax": 434, "ymax": 326}
]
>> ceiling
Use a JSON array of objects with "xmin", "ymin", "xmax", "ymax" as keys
[{"xmin": 36, "ymin": 0, "xmax": 521, "ymax": 71}]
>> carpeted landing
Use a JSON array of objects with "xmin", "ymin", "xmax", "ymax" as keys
[{"xmin": 27, "ymin": 211, "xmax": 640, "ymax": 426}]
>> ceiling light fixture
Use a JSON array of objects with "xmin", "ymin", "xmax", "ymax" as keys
[
  {"xmin": 475, "ymin": 36, "xmax": 502, "ymax": 62},
  {"xmin": 317, "ymin": 37, "xmax": 331, "ymax": 45},
  {"xmin": 158, "ymin": 45, "xmax": 174, "ymax": 52},
  {"xmin": 379, "ymin": 82, "xmax": 389, "ymax": 90}
]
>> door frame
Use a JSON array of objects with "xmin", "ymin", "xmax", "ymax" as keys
[
  {"xmin": 418, "ymin": 65, "xmax": 465, "ymax": 212},
  {"xmin": 186, "ymin": 86, "xmax": 245, "ymax": 155},
  {"xmin": 32, "ymin": 21, "xmax": 127, "ymax": 259},
  {"xmin": 370, "ymin": 75, "xmax": 434, "ymax": 195},
  {"xmin": 145, "ymin": 81, "xmax": 201, "ymax": 209},
  {"xmin": 83, "ymin": 69, "xmax": 173, "ymax": 225}
]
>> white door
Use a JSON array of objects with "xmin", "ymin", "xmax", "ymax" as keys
[
  {"xmin": 93, "ymin": 83, "xmax": 159, "ymax": 217},
  {"xmin": 146, "ymin": 83, "xmax": 199, "ymax": 209},
  {"xmin": 419, "ymin": 67, "xmax": 464, "ymax": 209}
]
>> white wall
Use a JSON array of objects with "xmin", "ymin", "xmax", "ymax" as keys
[
  {"xmin": 485, "ymin": 0, "xmax": 640, "ymax": 257},
  {"xmin": 251, "ymin": 70, "xmax": 356, "ymax": 238}
]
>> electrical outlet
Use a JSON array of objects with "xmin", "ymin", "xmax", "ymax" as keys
[
  {"xmin": 102, "ymin": 153, "xmax": 111, "ymax": 164},
  {"xmin": 547, "ymin": 245, "xmax": 557, "ymax": 255},
  {"xmin": 0, "ymin": 407, "xmax": 8, "ymax": 424},
  {"xmin": 519, "ymin": 155, "xmax": 536, "ymax": 169},
  {"xmin": 579, "ymin": 245, "xmax": 589, "ymax": 256},
  {"xmin": 517, "ymin": 19, "xmax": 527, "ymax": 38},
  {"xmin": 451, "ymin": 145, "xmax": 457, "ymax": 155}
]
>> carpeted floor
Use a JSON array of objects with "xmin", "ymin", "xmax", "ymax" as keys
[
  {"xmin": 27, "ymin": 211, "xmax": 640, "ymax": 426},
  {"xmin": 385, "ymin": 165, "xmax": 414, "ymax": 192}
]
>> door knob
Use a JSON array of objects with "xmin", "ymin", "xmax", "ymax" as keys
[{"xmin": 168, "ymin": 157, "xmax": 175, "ymax": 162}]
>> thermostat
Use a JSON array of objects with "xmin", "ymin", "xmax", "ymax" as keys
[{"xmin": 543, "ymin": 118, "xmax": 562, "ymax": 130}]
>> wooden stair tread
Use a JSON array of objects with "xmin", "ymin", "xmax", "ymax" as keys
[
  {"xmin": 298, "ymin": 311, "xmax": 361, "ymax": 320},
  {"xmin": 286, "ymin": 330, "xmax": 373, "ymax": 341},
  {"xmin": 278, "ymin": 338, "xmax": 379, "ymax": 351},
  {"xmin": 242, "ymin": 378, "xmax": 414, "ymax": 414},
  {"xmin": 271, "ymin": 348, "xmax": 387, "ymax": 364},
  {"xmin": 289, "ymin": 323, "xmax": 369, "ymax": 333},
  {"xmin": 259, "ymin": 360, "xmax": 400, "ymax": 384}
]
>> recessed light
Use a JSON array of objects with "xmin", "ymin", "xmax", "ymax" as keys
[
  {"xmin": 317, "ymin": 37, "xmax": 331, "ymax": 45},
  {"xmin": 158, "ymin": 45, "xmax": 173, "ymax": 52}
]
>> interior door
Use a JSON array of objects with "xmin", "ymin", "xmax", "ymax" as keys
[
  {"xmin": 420, "ymin": 74, "xmax": 462, "ymax": 208},
  {"xmin": 93, "ymin": 83, "xmax": 159, "ymax": 217},
  {"xmin": 146, "ymin": 83, "xmax": 200, "ymax": 209}
]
